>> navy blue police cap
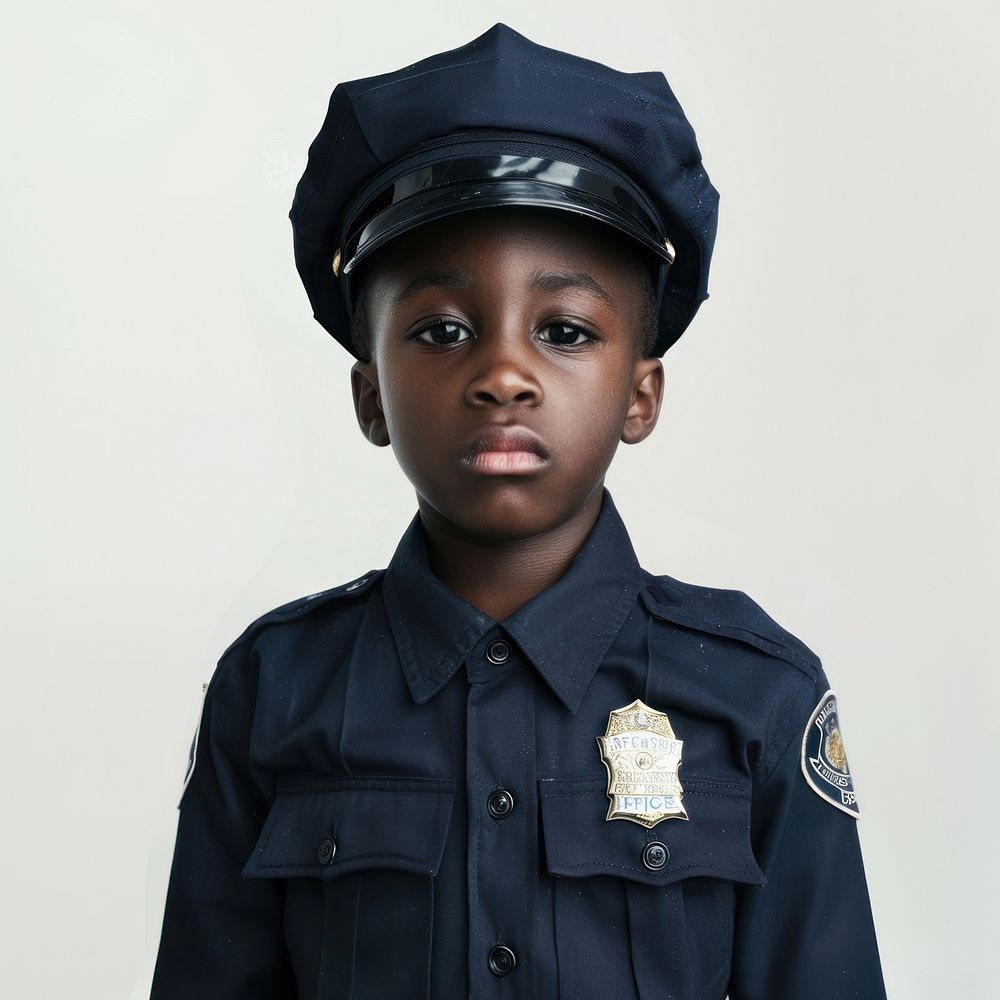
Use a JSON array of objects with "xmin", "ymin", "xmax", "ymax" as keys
[{"xmin": 290, "ymin": 23, "xmax": 719, "ymax": 358}]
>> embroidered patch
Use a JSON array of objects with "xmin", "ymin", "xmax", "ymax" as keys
[
  {"xmin": 597, "ymin": 698, "xmax": 689, "ymax": 828},
  {"xmin": 801, "ymin": 689, "xmax": 860, "ymax": 818},
  {"xmin": 177, "ymin": 682, "xmax": 209, "ymax": 809}
]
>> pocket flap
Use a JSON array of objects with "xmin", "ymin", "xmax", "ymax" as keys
[
  {"xmin": 539, "ymin": 775, "xmax": 765, "ymax": 888},
  {"xmin": 242, "ymin": 776, "xmax": 455, "ymax": 880}
]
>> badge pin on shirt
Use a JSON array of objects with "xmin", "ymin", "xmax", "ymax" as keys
[{"xmin": 597, "ymin": 699, "xmax": 689, "ymax": 827}]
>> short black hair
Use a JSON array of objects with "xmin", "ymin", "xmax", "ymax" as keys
[{"xmin": 348, "ymin": 215, "xmax": 661, "ymax": 362}]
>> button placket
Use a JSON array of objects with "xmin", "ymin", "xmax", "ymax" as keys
[{"xmin": 466, "ymin": 631, "xmax": 534, "ymax": 992}]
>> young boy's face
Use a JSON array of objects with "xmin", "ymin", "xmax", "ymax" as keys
[{"xmin": 350, "ymin": 207, "xmax": 664, "ymax": 543}]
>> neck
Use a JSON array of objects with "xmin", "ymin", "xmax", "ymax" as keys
[{"xmin": 416, "ymin": 490, "xmax": 604, "ymax": 621}]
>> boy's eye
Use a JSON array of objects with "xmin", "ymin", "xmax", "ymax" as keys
[
  {"xmin": 412, "ymin": 321, "xmax": 470, "ymax": 346},
  {"xmin": 537, "ymin": 322, "xmax": 595, "ymax": 347}
]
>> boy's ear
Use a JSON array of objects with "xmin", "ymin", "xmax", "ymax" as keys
[
  {"xmin": 350, "ymin": 361, "xmax": 391, "ymax": 447},
  {"xmin": 621, "ymin": 358, "xmax": 664, "ymax": 445}
]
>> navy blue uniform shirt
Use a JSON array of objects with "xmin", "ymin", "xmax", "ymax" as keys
[{"xmin": 150, "ymin": 489, "xmax": 887, "ymax": 999}]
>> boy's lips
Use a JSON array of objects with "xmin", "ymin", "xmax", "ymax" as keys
[{"xmin": 462, "ymin": 425, "xmax": 550, "ymax": 474}]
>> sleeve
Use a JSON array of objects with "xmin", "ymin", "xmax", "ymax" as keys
[
  {"xmin": 728, "ymin": 674, "xmax": 887, "ymax": 1000},
  {"xmin": 149, "ymin": 642, "xmax": 295, "ymax": 999}
]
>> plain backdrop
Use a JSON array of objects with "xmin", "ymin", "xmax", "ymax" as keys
[{"xmin": 2, "ymin": 1, "xmax": 997, "ymax": 997}]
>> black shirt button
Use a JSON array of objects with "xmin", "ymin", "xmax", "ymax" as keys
[
  {"xmin": 488, "ymin": 944, "xmax": 517, "ymax": 976},
  {"xmin": 642, "ymin": 841, "xmax": 669, "ymax": 871},
  {"xmin": 487, "ymin": 788, "xmax": 515, "ymax": 819},
  {"xmin": 486, "ymin": 639, "xmax": 511, "ymax": 664},
  {"xmin": 317, "ymin": 837, "xmax": 336, "ymax": 864}
]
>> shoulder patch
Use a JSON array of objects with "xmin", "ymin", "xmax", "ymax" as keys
[{"xmin": 800, "ymin": 689, "xmax": 860, "ymax": 818}]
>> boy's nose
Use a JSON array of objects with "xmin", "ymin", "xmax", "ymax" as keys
[{"xmin": 465, "ymin": 332, "xmax": 542, "ymax": 408}]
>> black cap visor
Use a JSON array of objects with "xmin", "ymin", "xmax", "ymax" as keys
[{"xmin": 338, "ymin": 155, "xmax": 674, "ymax": 294}]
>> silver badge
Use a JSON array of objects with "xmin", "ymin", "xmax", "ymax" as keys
[{"xmin": 597, "ymin": 698, "xmax": 689, "ymax": 828}]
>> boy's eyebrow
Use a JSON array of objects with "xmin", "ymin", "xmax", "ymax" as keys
[
  {"xmin": 393, "ymin": 268, "xmax": 614, "ymax": 304},
  {"xmin": 395, "ymin": 270, "xmax": 475, "ymax": 302},
  {"xmin": 530, "ymin": 270, "xmax": 613, "ymax": 304}
]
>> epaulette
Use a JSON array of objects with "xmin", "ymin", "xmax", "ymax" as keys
[
  {"xmin": 639, "ymin": 570, "xmax": 822, "ymax": 682},
  {"xmin": 217, "ymin": 568, "xmax": 385, "ymax": 665}
]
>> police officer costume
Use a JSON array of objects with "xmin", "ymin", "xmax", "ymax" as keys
[{"xmin": 151, "ymin": 24, "xmax": 887, "ymax": 1000}]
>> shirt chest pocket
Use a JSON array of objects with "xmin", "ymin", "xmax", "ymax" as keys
[
  {"xmin": 539, "ymin": 775, "xmax": 765, "ymax": 1000},
  {"xmin": 242, "ymin": 776, "xmax": 455, "ymax": 1000}
]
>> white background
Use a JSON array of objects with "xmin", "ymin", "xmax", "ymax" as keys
[{"xmin": 2, "ymin": 1, "xmax": 997, "ymax": 997}]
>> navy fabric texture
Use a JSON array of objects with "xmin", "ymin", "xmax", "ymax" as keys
[
  {"xmin": 150, "ymin": 490, "xmax": 886, "ymax": 999},
  {"xmin": 290, "ymin": 23, "xmax": 720, "ymax": 358}
]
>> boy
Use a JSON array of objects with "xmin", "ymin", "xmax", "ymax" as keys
[{"xmin": 150, "ymin": 23, "xmax": 887, "ymax": 999}]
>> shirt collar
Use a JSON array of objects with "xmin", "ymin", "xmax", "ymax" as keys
[{"xmin": 381, "ymin": 488, "xmax": 643, "ymax": 713}]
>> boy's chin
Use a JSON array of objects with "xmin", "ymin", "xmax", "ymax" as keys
[{"xmin": 416, "ymin": 483, "xmax": 599, "ymax": 544}]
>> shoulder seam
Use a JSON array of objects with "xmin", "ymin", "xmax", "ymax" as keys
[
  {"xmin": 216, "ymin": 569, "xmax": 385, "ymax": 666},
  {"xmin": 640, "ymin": 575, "xmax": 821, "ymax": 682}
]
